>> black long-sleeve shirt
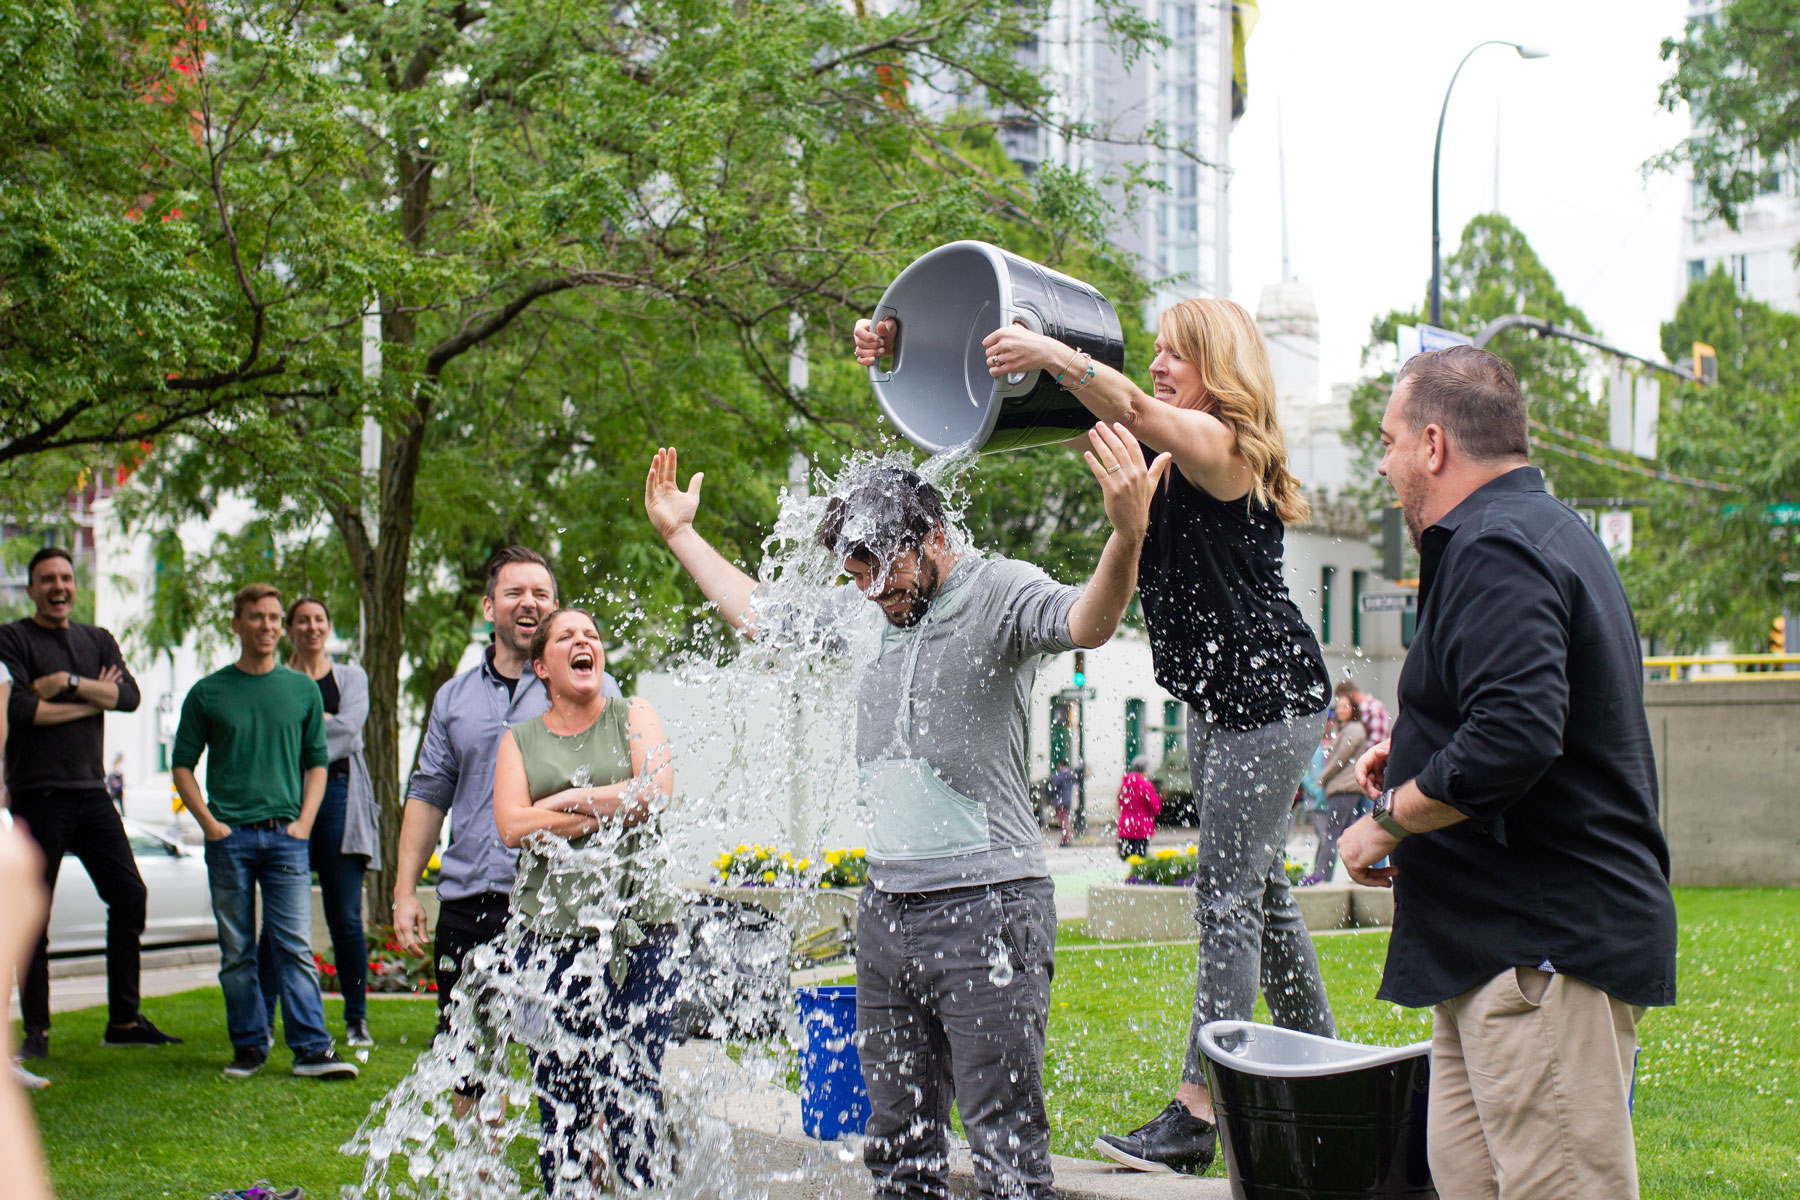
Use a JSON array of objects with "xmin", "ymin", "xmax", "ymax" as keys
[
  {"xmin": 1380, "ymin": 467, "xmax": 1677, "ymax": 1009},
  {"xmin": 0, "ymin": 618, "xmax": 140, "ymax": 795}
]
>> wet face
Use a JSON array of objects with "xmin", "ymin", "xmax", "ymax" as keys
[
  {"xmin": 27, "ymin": 555, "xmax": 77, "ymax": 627},
  {"xmin": 844, "ymin": 548, "xmax": 942, "ymax": 628},
  {"xmin": 485, "ymin": 563, "xmax": 556, "ymax": 659},
  {"xmin": 287, "ymin": 601, "xmax": 331, "ymax": 655},
  {"xmin": 233, "ymin": 595, "xmax": 284, "ymax": 659},
  {"xmin": 533, "ymin": 612, "xmax": 605, "ymax": 701},
  {"xmin": 1149, "ymin": 333, "xmax": 1205, "ymax": 410},
  {"xmin": 1377, "ymin": 382, "xmax": 1428, "ymax": 549}
]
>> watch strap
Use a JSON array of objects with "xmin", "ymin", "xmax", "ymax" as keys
[{"xmin": 1372, "ymin": 788, "xmax": 1412, "ymax": 840}]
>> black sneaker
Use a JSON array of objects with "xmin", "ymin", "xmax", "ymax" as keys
[
  {"xmin": 223, "ymin": 1046, "xmax": 268, "ymax": 1079},
  {"xmin": 102, "ymin": 1016, "xmax": 184, "ymax": 1047},
  {"xmin": 17, "ymin": 1029, "xmax": 47, "ymax": 1061},
  {"xmin": 1094, "ymin": 1099, "xmax": 1218, "ymax": 1175},
  {"xmin": 344, "ymin": 1020, "xmax": 373, "ymax": 1048},
  {"xmin": 292, "ymin": 1048, "xmax": 358, "ymax": 1079}
]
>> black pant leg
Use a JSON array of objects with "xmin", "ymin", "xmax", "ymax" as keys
[
  {"xmin": 13, "ymin": 791, "xmax": 76, "ymax": 1034},
  {"xmin": 65, "ymin": 793, "xmax": 147, "ymax": 1025}
]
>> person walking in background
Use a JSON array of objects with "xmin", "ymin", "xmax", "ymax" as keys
[
  {"xmin": 1115, "ymin": 756, "xmax": 1162, "ymax": 860},
  {"xmin": 1047, "ymin": 761, "xmax": 1079, "ymax": 847},
  {"xmin": 1295, "ymin": 720, "xmax": 1333, "ymax": 883},
  {"xmin": 1341, "ymin": 346, "xmax": 1677, "ymax": 1199},
  {"xmin": 493, "ymin": 607, "xmax": 680, "ymax": 1196},
  {"xmin": 105, "ymin": 755, "xmax": 125, "ymax": 814},
  {"xmin": 1299, "ymin": 694, "xmax": 1366, "ymax": 886},
  {"xmin": 172, "ymin": 582, "xmax": 356, "ymax": 1081},
  {"xmin": 256, "ymin": 597, "xmax": 380, "ymax": 1050},
  {"xmin": 864, "ymin": 297, "xmax": 1337, "ymax": 1175},
  {"xmin": 1336, "ymin": 679, "xmax": 1388, "ymax": 748},
  {"xmin": 1, "ymin": 545, "xmax": 181, "ymax": 1061}
]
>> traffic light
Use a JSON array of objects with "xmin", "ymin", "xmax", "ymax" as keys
[
  {"xmin": 1773, "ymin": 615, "xmax": 1787, "ymax": 656},
  {"xmin": 1072, "ymin": 650, "xmax": 1086, "ymax": 688},
  {"xmin": 1693, "ymin": 342, "xmax": 1717, "ymax": 385}
]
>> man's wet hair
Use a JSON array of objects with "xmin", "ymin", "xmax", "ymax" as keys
[{"xmin": 814, "ymin": 466, "xmax": 946, "ymax": 565}]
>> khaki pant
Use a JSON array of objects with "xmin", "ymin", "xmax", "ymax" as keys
[{"xmin": 1429, "ymin": 966, "xmax": 1644, "ymax": 1200}]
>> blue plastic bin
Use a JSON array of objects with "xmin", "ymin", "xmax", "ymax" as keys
[{"xmin": 795, "ymin": 985, "xmax": 869, "ymax": 1139}]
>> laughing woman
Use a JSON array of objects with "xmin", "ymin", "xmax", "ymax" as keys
[{"xmin": 492, "ymin": 608, "xmax": 680, "ymax": 1198}]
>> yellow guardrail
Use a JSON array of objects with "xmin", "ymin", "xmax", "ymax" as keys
[{"xmin": 1643, "ymin": 653, "xmax": 1800, "ymax": 677}]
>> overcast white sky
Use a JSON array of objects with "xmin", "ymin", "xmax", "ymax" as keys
[{"xmin": 1224, "ymin": 0, "xmax": 1691, "ymax": 394}]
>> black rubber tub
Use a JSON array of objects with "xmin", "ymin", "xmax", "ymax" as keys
[
  {"xmin": 866, "ymin": 240, "xmax": 1125, "ymax": 454},
  {"xmin": 1198, "ymin": 1020, "xmax": 1438, "ymax": 1200}
]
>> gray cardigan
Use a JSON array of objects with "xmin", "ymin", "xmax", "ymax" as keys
[{"xmin": 326, "ymin": 662, "xmax": 381, "ymax": 862}]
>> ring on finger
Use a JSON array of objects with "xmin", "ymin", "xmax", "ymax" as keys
[{"xmin": 1105, "ymin": 463, "xmax": 1122, "ymax": 474}]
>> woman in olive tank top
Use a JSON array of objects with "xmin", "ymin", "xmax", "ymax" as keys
[
  {"xmin": 856, "ymin": 296, "xmax": 1336, "ymax": 1176},
  {"xmin": 493, "ymin": 608, "xmax": 678, "ymax": 1196}
]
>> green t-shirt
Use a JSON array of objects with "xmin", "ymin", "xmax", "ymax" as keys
[
  {"xmin": 509, "ymin": 702, "xmax": 681, "ymax": 941},
  {"xmin": 171, "ymin": 664, "xmax": 328, "ymax": 826}
]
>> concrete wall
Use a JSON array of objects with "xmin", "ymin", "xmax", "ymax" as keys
[{"xmin": 1645, "ymin": 678, "xmax": 1800, "ymax": 886}]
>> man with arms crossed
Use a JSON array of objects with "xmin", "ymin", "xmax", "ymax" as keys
[
  {"xmin": 2, "ymin": 546, "xmax": 180, "ymax": 1059},
  {"xmin": 392, "ymin": 547, "xmax": 621, "ymax": 1054},
  {"xmin": 644, "ymin": 425, "xmax": 1168, "ymax": 1200},
  {"xmin": 1341, "ymin": 346, "xmax": 1677, "ymax": 1200},
  {"xmin": 173, "ymin": 583, "xmax": 357, "ymax": 1080}
]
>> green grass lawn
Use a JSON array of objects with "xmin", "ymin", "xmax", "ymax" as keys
[{"xmin": 21, "ymin": 888, "xmax": 1798, "ymax": 1199}]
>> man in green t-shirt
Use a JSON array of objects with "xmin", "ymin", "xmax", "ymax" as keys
[{"xmin": 172, "ymin": 583, "xmax": 357, "ymax": 1081}]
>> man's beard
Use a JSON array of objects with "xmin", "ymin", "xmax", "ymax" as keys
[{"xmin": 879, "ymin": 555, "xmax": 943, "ymax": 628}]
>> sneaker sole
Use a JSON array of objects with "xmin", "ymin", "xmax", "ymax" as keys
[
  {"xmin": 1092, "ymin": 1138, "xmax": 1177, "ymax": 1174},
  {"xmin": 292, "ymin": 1065, "xmax": 359, "ymax": 1079},
  {"xmin": 222, "ymin": 1065, "xmax": 265, "ymax": 1079}
]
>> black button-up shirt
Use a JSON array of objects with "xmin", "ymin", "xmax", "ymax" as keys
[{"xmin": 1380, "ymin": 467, "xmax": 1677, "ymax": 1009}]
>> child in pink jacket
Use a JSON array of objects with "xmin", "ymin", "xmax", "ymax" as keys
[{"xmin": 1116, "ymin": 757, "xmax": 1163, "ymax": 859}]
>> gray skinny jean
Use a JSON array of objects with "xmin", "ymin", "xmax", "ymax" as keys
[
  {"xmin": 1183, "ymin": 704, "xmax": 1336, "ymax": 1084},
  {"xmin": 856, "ymin": 877, "xmax": 1057, "ymax": 1200}
]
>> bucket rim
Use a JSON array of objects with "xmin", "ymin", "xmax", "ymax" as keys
[{"xmin": 1198, "ymin": 1019, "xmax": 1431, "ymax": 1077}]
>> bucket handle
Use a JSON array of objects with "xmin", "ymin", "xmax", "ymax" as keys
[
  {"xmin": 995, "ymin": 306, "xmax": 1045, "ymax": 391},
  {"xmin": 866, "ymin": 305, "xmax": 899, "ymax": 384}
]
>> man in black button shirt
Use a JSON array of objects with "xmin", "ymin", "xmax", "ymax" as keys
[
  {"xmin": 1341, "ymin": 347, "xmax": 1676, "ymax": 1200},
  {"xmin": 1, "ymin": 546, "xmax": 182, "ymax": 1059}
]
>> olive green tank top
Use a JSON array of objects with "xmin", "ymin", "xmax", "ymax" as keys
[{"xmin": 508, "ymin": 702, "xmax": 681, "ymax": 945}]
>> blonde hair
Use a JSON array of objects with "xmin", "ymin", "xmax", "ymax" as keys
[{"xmin": 1156, "ymin": 298, "xmax": 1309, "ymax": 524}]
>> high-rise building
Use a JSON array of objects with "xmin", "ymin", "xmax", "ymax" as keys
[
  {"xmin": 994, "ymin": 0, "xmax": 1238, "ymax": 309},
  {"xmin": 1678, "ymin": 0, "xmax": 1800, "ymax": 312}
]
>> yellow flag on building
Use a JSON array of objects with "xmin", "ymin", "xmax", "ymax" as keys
[{"xmin": 1232, "ymin": 1, "xmax": 1260, "ymax": 121}]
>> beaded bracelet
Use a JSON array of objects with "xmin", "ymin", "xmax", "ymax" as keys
[
  {"xmin": 1063, "ymin": 354, "xmax": 1097, "ymax": 391},
  {"xmin": 1054, "ymin": 347, "xmax": 1084, "ymax": 384}
]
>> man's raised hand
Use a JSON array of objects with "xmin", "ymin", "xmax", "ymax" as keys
[{"xmin": 644, "ymin": 447, "xmax": 703, "ymax": 543}]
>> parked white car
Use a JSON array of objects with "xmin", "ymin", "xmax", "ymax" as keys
[{"xmin": 47, "ymin": 819, "xmax": 216, "ymax": 954}]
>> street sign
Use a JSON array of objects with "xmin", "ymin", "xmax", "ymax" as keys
[
  {"xmin": 1056, "ymin": 687, "xmax": 1097, "ymax": 701},
  {"xmin": 1397, "ymin": 323, "xmax": 1474, "ymax": 364},
  {"xmin": 1359, "ymin": 593, "xmax": 1417, "ymax": 614},
  {"xmin": 1597, "ymin": 511, "xmax": 1633, "ymax": 557}
]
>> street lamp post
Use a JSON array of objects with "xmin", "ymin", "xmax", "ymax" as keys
[{"xmin": 1431, "ymin": 40, "xmax": 1548, "ymax": 327}]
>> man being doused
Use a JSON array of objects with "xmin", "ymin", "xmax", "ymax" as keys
[{"xmin": 643, "ymin": 428, "xmax": 1169, "ymax": 1200}]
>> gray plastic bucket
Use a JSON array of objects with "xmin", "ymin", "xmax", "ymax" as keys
[
  {"xmin": 1199, "ymin": 1020, "xmax": 1437, "ymax": 1199},
  {"xmin": 867, "ymin": 241, "xmax": 1126, "ymax": 454}
]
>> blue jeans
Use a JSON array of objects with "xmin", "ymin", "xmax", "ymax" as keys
[
  {"xmin": 258, "ymin": 776, "xmax": 368, "ymax": 1025},
  {"xmin": 204, "ymin": 824, "xmax": 331, "ymax": 1056},
  {"xmin": 519, "ymin": 927, "xmax": 678, "ymax": 1196}
]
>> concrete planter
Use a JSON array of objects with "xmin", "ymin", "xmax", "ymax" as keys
[
  {"xmin": 1085, "ymin": 881, "xmax": 1393, "ymax": 942},
  {"xmin": 687, "ymin": 883, "xmax": 860, "ymax": 941}
]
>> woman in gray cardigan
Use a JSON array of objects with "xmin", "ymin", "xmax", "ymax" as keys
[{"xmin": 256, "ymin": 597, "xmax": 381, "ymax": 1048}]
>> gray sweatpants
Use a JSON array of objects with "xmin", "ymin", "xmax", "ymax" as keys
[
  {"xmin": 1183, "ymin": 704, "xmax": 1336, "ymax": 1084},
  {"xmin": 855, "ymin": 877, "xmax": 1057, "ymax": 1200}
]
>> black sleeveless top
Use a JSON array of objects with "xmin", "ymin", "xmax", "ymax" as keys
[{"xmin": 1137, "ymin": 463, "xmax": 1330, "ymax": 730}]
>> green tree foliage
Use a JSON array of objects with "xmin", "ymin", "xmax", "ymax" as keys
[
  {"xmin": 1654, "ymin": 0, "xmax": 1800, "ymax": 230},
  {"xmin": 1620, "ymin": 271, "xmax": 1800, "ymax": 650},
  {"xmin": 1347, "ymin": 214, "xmax": 1628, "ymax": 505},
  {"xmin": 11, "ymin": 0, "xmax": 1165, "ymax": 912}
]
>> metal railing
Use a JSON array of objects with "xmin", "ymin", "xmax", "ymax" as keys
[{"xmin": 1643, "ymin": 653, "xmax": 1800, "ymax": 680}]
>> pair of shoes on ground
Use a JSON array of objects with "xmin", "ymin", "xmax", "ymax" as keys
[
  {"xmin": 16, "ymin": 1017, "xmax": 181, "ymax": 1061},
  {"xmin": 225, "ymin": 1045, "xmax": 359, "ymax": 1080},
  {"xmin": 1093, "ymin": 1099, "xmax": 1219, "ymax": 1176},
  {"xmin": 205, "ymin": 1182, "xmax": 304, "ymax": 1199}
]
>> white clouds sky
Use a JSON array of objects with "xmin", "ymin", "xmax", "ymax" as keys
[{"xmin": 1224, "ymin": 0, "xmax": 1691, "ymax": 394}]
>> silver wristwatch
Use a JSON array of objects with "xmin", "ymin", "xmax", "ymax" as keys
[{"xmin": 1371, "ymin": 788, "xmax": 1412, "ymax": 841}]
